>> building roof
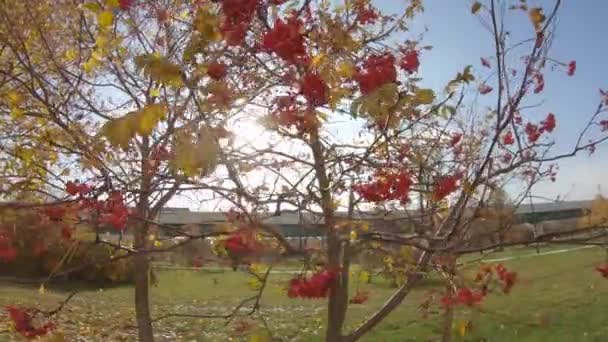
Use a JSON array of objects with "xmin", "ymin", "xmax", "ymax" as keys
[{"xmin": 156, "ymin": 200, "xmax": 594, "ymax": 226}]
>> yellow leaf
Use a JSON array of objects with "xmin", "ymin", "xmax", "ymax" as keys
[
  {"xmin": 193, "ymin": 7, "xmax": 222, "ymax": 44},
  {"xmin": 529, "ymin": 8, "xmax": 546, "ymax": 31},
  {"xmin": 172, "ymin": 128, "xmax": 219, "ymax": 177},
  {"xmin": 457, "ymin": 320, "xmax": 468, "ymax": 337},
  {"xmin": 83, "ymin": 2, "xmax": 102, "ymax": 13},
  {"xmin": 316, "ymin": 110, "xmax": 329, "ymax": 122},
  {"xmin": 105, "ymin": 0, "xmax": 119, "ymax": 7},
  {"xmin": 337, "ymin": 61, "xmax": 355, "ymax": 78},
  {"xmin": 98, "ymin": 11, "xmax": 114, "ymax": 29},
  {"xmin": 250, "ymin": 263, "xmax": 267, "ymax": 274},
  {"xmin": 249, "ymin": 332, "xmax": 271, "ymax": 342},
  {"xmin": 329, "ymin": 24, "xmax": 359, "ymax": 51},
  {"xmin": 329, "ymin": 88, "xmax": 348, "ymax": 110},
  {"xmin": 247, "ymin": 277, "xmax": 262, "ymax": 290},
  {"xmin": 7, "ymin": 90, "xmax": 23, "ymax": 105},
  {"xmin": 353, "ymin": 83, "xmax": 399, "ymax": 121},
  {"xmin": 65, "ymin": 49, "xmax": 78, "ymax": 62},
  {"xmin": 135, "ymin": 54, "xmax": 183, "ymax": 86},
  {"xmin": 312, "ymin": 53, "xmax": 326, "ymax": 68},
  {"xmin": 350, "ymin": 230, "xmax": 358, "ymax": 242},
  {"xmin": 10, "ymin": 108, "xmax": 24, "ymax": 119},
  {"xmin": 360, "ymin": 222, "xmax": 369, "ymax": 232},
  {"xmin": 414, "ymin": 88, "xmax": 435, "ymax": 104},
  {"xmin": 471, "ymin": 2, "xmax": 482, "ymax": 14},
  {"xmin": 101, "ymin": 116, "xmax": 134, "ymax": 150},
  {"xmin": 358, "ymin": 270, "xmax": 370, "ymax": 283},
  {"xmin": 133, "ymin": 104, "xmax": 166, "ymax": 136},
  {"xmin": 84, "ymin": 58, "xmax": 100, "ymax": 73},
  {"xmin": 150, "ymin": 87, "xmax": 161, "ymax": 97}
]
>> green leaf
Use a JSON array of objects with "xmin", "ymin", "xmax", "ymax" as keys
[
  {"xmin": 83, "ymin": 2, "xmax": 102, "ymax": 12},
  {"xmin": 447, "ymin": 65, "xmax": 475, "ymax": 92},
  {"xmin": 414, "ymin": 88, "xmax": 435, "ymax": 104},
  {"xmin": 98, "ymin": 11, "xmax": 114, "ymax": 29}
]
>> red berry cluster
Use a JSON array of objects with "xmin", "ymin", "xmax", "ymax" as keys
[
  {"xmin": 495, "ymin": 264, "xmax": 517, "ymax": 294},
  {"xmin": 60, "ymin": 181, "xmax": 130, "ymax": 231},
  {"xmin": 441, "ymin": 288, "xmax": 485, "ymax": 307},
  {"xmin": 400, "ymin": 50, "xmax": 420, "ymax": 74},
  {"xmin": 95, "ymin": 191, "xmax": 129, "ymax": 230},
  {"xmin": 65, "ymin": 181, "xmax": 92, "ymax": 197},
  {"xmin": 596, "ymin": 263, "xmax": 608, "ymax": 278},
  {"xmin": 42, "ymin": 206, "xmax": 67, "ymax": 221},
  {"xmin": 567, "ymin": 60, "xmax": 576, "ymax": 76},
  {"xmin": 600, "ymin": 120, "xmax": 608, "ymax": 132},
  {"xmin": 220, "ymin": 0, "xmax": 260, "ymax": 45},
  {"xmin": 432, "ymin": 174, "xmax": 460, "ymax": 201},
  {"xmin": 300, "ymin": 73, "xmax": 328, "ymax": 107},
  {"xmin": 118, "ymin": 0, "xmax": 133, "ymax": 11},
  {"xmin": 353, "ymin": 170, "xmax": 412, "ymax": 204},
  {"xmin": 475, "ymin": 263, "xmax": 518, "ymax": 294},
  {"xmin": 525, "ymin": 113, "xmax": 556, "ymax": 143},
  {"xmin": 207, "ymin": 62, "xmax": 227, "ymax": 80},
  {"xmin": 262, "ymin": 16, "xmax": 307, "ymax": 65},
  {"xmin": 502, "ymin": 131, "xmax": 515, "ymax": 145},
  {"xmin": 287, "ymin": 269, "xmax": 337, "ymax": 299},
  {"xmin": 5, "ymin": 306, "xmax": 55, "ymax": 339},
  {"xmin": 354, "ymin": 53, "xmax": 397, "ymax": 95},
  {"xmin": 540, "ymin": 113, "xmax": 556, "ymax": 132},
  {"xmin": 525, "ymin": 123, "xmax": 541, "ymax": 143},
  {"xmin": 271, "ymin": 96, "xmax": 319, "ymax": 133},
  {"xmin": 450, "ymin": 133, "xmax": 462, "ymax": 147},
  {"xmin": 224, "ymin": 230, "xmax": 258, "ymax": 256},
  {"xmin": 354, "ymin": 0, "xmax": 378, "ymax": 25}
]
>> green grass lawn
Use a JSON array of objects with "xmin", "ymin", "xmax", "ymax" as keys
[{"xmin": 1, "ymin": 245, "xmax": 608, "ymax": 341}]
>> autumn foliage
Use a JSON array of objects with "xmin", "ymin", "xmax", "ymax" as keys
[
  {"xmin": 287, "ymin": 269, "xmax": 337, "ymax": 299},
  {"xmin": 0, "ymin": 0, "xmax": 606, "ymax": 341}
]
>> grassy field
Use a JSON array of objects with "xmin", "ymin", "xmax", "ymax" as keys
[{"xmin": 1, "ymin": 245, "xmax": 608, "ymax": 341}]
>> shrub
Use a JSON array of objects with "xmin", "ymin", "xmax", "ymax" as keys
[{"xmin": 0, "ymin": 208, "xmax": 134, "ymax": 284}]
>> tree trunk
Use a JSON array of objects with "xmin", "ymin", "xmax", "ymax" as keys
[
  {"xmin": 134, "ymin": 246, "xmax": 154, "ymax": 342},
  {"xmin": 134, "ymin": 135, "xmax": 154, "ymax": 341},
  {"xmin": 440, "ymin": 260, "xmax": 457, "ymax": 342},
  {"xmin": 440, "ymin": 305, "xmax": 454, "ymax": 342},
  {"xmin": 308, "ymin": 129, "xmax": 347, "ymax": 342},
  {"xmin": 326, "ymin": 235, "xmax": 348, "ymax": 342}
]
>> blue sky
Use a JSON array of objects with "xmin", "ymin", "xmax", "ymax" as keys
[{"xmin": 373, "ymin": 0, "xmax": 608, "ymax": 201}]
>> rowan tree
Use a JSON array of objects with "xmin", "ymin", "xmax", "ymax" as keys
[{"xmin": 0, "ymin": 0, "xmax": 607, "ymax": 341}]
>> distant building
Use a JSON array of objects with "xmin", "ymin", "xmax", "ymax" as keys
[{"xmin": 154, "ymin": 200, "xmax": 594, "ymax": 238}]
